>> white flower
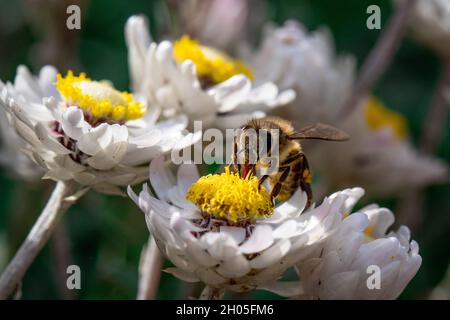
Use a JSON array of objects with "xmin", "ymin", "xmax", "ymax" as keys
[
  {"xmin": 308, "ymin": 97, "xmax": 448, "ymax": 197},
  {"xmin": 250, "ymin": 20, "xmax": 356, "ymax": 127},
  {"xmin": 128, "ymin": 156, "xmax": 367, "ymax": 295},
  {"xmin": 125, "ymin": 15, "xmax": 295, "ymax": 130},
  {"xmin": 0, "ymin": 66, "xmax": 198, "ymax": 195},
  {"xmin": 404, "ymin": 0, "xmax": 450, "ymax": 58},
  {"xmin": 297, "ymin": 201, "xmax": 422, "ymax": 300}
]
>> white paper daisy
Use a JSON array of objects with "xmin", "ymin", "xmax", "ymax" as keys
[
  {"xmin": 128, "ymin": 157, "xmax": 368, "ymax": 297},
  {"xmin": 125, "ymin": 15, "xmax": 295, "ymax": 130},
  {"xmin": 297, "ymin": 200, "xmax": 422, "ymax": 300},
  {"xmin": 0, "ymin": 66, "xmax": 199, "ymax": 195}
]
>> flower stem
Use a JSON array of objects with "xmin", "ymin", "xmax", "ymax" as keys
[
  {"xmin": 341, "ymin": 0, "xmax": 417, "ymax": 119},
  {"xmin": 419, "ymin": 59, "xmax": 450, "ymax": 154},
  {"xmin": 199, "ymin": 286, "xmax": 225, "ymax": 300},
  {"xmin": 136, "ymin": 236, "xmax": 164, "ymax": 300},
  {"xmin": 0, "ymin": 180, "xmax": 79, "ymax": 299}
]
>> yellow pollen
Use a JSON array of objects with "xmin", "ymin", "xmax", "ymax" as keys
[
  {"xmin": 365, "ymin": 96, "xmax": 408, "ymax": 141},
  {"xmin": 186, "ymin": 166, "xmax": 274, "ymax": 223},
  {"xmin": 56, "ymin": 71, "xmax": 145, "ymax": 121},
  {"xmin": 362, "ymin": 225, "xmax": 377, "ymax": 242},
  {"xmin": 364, "ymin": 225, "xmax": 374, "ymax": 237},
  {"xmin": 344, "ymin": 214, "xmax": 375, "ymax": 241},
  {"xmin": 173, "ymin": 35, "xmax": 254, "ymax": 85},
  {"xmin": 303, "ymin": 168, "xmax": 313, "ymax": 184}
]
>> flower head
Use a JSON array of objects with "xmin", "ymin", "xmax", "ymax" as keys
[
  {"xmin": 56, "ymin": 71, "xmax": 145, "ymax": 123},
  {"xmin": 297, "ymin": 204, "xmax": 422, "ymax": 299},
  {"xmin": 126, "ymin": 15, "xmax": 294, "ymax": 129},
  {"xmin": 129, "ymin": 157, "xmax": 368, "ymax": 294},
  {"xmin": 173, "ymin": 35, "xmax": 253, "ymax": 87},
  {"xmin": 0, "ymin": 65, "xmax": 198, "ymax": 195}
]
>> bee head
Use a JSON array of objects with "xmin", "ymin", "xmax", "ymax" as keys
[{"xmin": 236, "ymin": 125, "xmax": 282, "ymax": 176}]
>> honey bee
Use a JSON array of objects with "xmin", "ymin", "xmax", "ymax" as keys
[{"xmin": 232, "ymin": 116, "xmax": 349, "ymax": 207}]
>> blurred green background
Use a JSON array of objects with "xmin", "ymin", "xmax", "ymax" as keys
[{"xmin": 0, "ymin": 0, "xmax": 448, "ymax": 299}]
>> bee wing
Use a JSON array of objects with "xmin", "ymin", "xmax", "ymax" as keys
[{"xmin": 288, "ymin": 123, "xmax": 350, "ymax": 141}]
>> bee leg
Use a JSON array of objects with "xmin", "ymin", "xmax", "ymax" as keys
[
  {"xmin": 258, "ymin": 175, "xmax": 269, "ymax": 191},
  {"xmin": 299, "ymin": 154, "xmax": 313, "ymax": 208},
  {"xmin": 270, "ymin": 166, "xmax": 290, "ymax": 201},
  {"xmin": 300, "ymin": 182, "xmax": 313, "ymax": 209},
  {"xmin": 232, "ymin": 137, "xmax": 241, "ymax": 174}
]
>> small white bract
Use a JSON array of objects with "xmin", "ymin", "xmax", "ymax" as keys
[
  {"xmin": 128, "ymin": 157, "xmax": 379, "ymax": 295},
  {"xmin": 0, "ymin": 66, "xmax": 199, "ymax": 195},
  {"xmin": 125, "ymin": 15, "xmax": 295, "ymax": 130}
]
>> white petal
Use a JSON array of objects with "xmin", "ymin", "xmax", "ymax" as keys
[
  {"xmin": 363, "ymin": 207, "xmax": 395, "ymax": 238},
  {"xmin": 219, "ymin": 226, "xmax": 246, "ymax": 245},
  {"xmin": 209, "ymin": 75, "xmax": 251, "ymax": 113},
  {"xmin": 128, "ymin": 128, "xmax": 161, "ymax": 148},
  {"xmin": 34, "ymin": 122, "xmax": 71, "ymax": 154},
  {"xmin": 196, "ymin": 267, "xmax": 227, "ymax": 286},
  {"xmin": 60, "ymin": 106, "xmax": 88, "ymax": 140},
  {"xmin": 216, "ymin": 111, "xmax": 266, "ymax": 130},
  {"xmin": 249, "ymin": 239, "xmax": 291, "ymax": 269},
  {"xmin": 77, "ymin": 123, "xmax": 109, "ymax": 155},
  {"xmin": 73, "ymin": 171, "xmax": 97, "ymax": 185},
  {"xmin": 202, "ymin": 232, "xmax": 240, "ymax": 260},
  {"xmin": 149, "ymin": 156, "xmax": 175, "ymax": 201},
  {"xmin": 320, "ymin": 271, "xmax": 360, "ymax": 300},
  {"xmin": 177, "ymin": 162, "xmax": 200, "ymax": 195},
  {"xmin": 38, "ymin": 65, "xmax": 58, "ymax": 97},
  {"xmin": 216, "ymin": 253, "xmax": 251, "ymax": 278},
  {"xmin": 86, "ymin": 142, "xmax": 128, "ymax": 170},
  {"xmin": 239, "ymin": 225, "xmax": 274, "ymax": 254},
  {"xmin": 273, "ymin": 220, "xmax": 299, "ymax": 239}
]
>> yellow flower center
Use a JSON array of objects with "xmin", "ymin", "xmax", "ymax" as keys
[
  {"xmin": 364, "ymin": 96, "xmax": 408, "ymax": 140},
  {"xmin": 173, "ymin": 35, "xmax": 253, "ymax": 85},
  {"xmin": 56, "ymin": 71, "xmax": 145, "ymax": 122},
  {"xmin": 186, "ymin": 166, "xmax": 274, "ymax": 224}
]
